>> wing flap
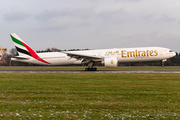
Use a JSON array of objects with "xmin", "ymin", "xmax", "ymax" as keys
[{"xmin": 65, "ymin": 52, "xmax": 103, "ymax": 61}]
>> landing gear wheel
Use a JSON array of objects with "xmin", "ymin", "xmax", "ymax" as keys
[
  {"xmin": 85, "ymin": 68, "xmax": 97, "ymax": 71},
  {"xmin": 93, "ymin": 68, "xmax": 97, "ymax": 71}
]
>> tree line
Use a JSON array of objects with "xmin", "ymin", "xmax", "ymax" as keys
[{"xmin": 2, "ymin": 48, "xmax": 180, "ymax": 66}]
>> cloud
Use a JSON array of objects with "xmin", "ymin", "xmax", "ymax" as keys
[
  {"xmin": 4, "ymin": 11, "xmax": 32, "ymax": 22},
  {"xmin": 158, "ymin": 14, "xmax": 176, "ymax": 23},
  {"xmin": 35, "ymin": 9, "xmax": 66, "ymax": 22},
  {"xmin": 33, "ymin": 7, "xmax": 98, "ymax": 31},
  {"xmin": 1, "ymin": 0, "xmax": 180, "ymax": 52}
]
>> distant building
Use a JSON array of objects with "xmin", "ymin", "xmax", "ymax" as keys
[{"xmin": 0, "ymin": 46, "xmax": 7, "ymax": 64}]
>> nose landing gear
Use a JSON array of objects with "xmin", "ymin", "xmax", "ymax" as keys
[{"xmin": 162, "ymin": 59, "xmax": 167, "ymax": 67}]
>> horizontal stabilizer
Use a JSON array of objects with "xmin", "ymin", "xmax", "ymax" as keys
[{"xmin": 12, "ymin": 56, "xmax": 30, "ymax": 60}]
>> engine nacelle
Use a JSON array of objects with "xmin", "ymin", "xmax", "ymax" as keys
[{"xmin": 102, "ymin": 57, "xmax": 118, "ymax": 67}]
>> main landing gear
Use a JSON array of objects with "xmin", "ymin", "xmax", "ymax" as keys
[{"xmin": 85, "ymin": 61, "xmax": 97, "ymax": 71}]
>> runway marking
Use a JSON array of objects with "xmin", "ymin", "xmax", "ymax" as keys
[{"xmin": 0, "ymin": 70, "xmax": 180, "ymax": 73}]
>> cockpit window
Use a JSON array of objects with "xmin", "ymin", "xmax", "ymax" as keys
[{"xmin": 169, "ymin": 50, "xmax": 173, "ymax": 52}]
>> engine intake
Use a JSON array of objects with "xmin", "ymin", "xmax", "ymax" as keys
[{"xmin": 102, "ymin": 57, "xmax": 118, "ymax": 67}]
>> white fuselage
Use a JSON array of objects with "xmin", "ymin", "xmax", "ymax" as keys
[{"xmin": 11, "ymin": 47, "xmax": 176, "ymax": 66}]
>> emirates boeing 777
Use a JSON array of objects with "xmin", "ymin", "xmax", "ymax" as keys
[{"xmin": 10, "ymin": 33, "xmax": 176, "ymax": 71}]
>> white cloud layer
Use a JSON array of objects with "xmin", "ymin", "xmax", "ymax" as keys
[{"xmin": 1, "ymin": 0, "xmax": 180, "ymax": 52}]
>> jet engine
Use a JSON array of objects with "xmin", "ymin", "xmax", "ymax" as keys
[{"xmin": 102, "ymin": 57, "xmax": 118, "ymax": 67}]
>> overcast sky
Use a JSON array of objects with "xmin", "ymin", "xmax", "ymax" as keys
[{"xmin": 1, "ymin": 0, "xmax": 180, "ymax": 52}]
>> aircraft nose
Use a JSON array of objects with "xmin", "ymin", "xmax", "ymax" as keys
[
  {"xmin": 172, "ymin": 52, "xmax": 176, "ymax": 57},
  {"xmin": 173, "ymin": 52, "xmax": 176, "ymax": 57}
]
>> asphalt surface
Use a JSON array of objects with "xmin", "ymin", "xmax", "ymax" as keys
[{"xmin": 0, "ymin": 70, "xmax": 180, "ymax": 73}]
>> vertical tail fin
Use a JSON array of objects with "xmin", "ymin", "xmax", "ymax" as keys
[
  {"xmin": 10, "ymin": 33, "xmax": 35, "ymax": 57},
  {"xmin": 10, "ymin": 33, "xmax": 50, "ymax": 64}
]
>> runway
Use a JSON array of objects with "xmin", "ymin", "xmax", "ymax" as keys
[{"xmin": 0, "ymin": 70, "xmax": 180, "ymax": 73}]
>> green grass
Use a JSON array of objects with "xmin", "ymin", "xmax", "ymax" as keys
[
  {"xmin": 1, "ymin": 66, "xmax": 180, "ymax": 70},
  {"xmin": 0, "ymin": 73, "xmax": 180, "ymax": 119}
]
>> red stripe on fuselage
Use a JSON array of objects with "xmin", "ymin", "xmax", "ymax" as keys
[{"xmin": 22, "ymin": 42, "xmax": 51, "ymax": 64}]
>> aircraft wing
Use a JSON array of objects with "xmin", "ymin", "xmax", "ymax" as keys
[
  {"xmin": 12, "ymin": 56, "xmax": 30, "ymax": 60},
  {"xmin": 65, "ymin": 52, "xmax": 103, "ymax": 61}
]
